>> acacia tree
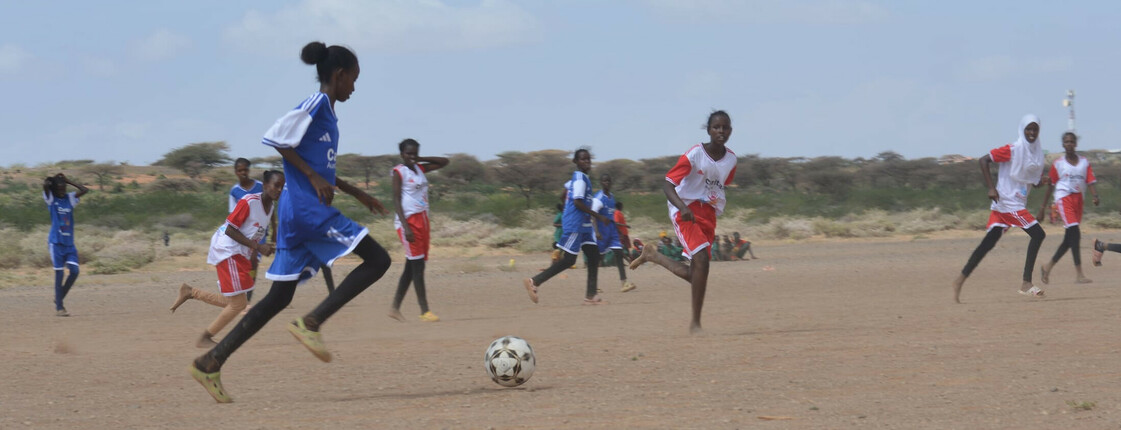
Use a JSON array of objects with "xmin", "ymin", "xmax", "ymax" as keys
[
  {"xmin": 436, "ymin": 153, "xmax": 487, "ymax": 185},
  {"xmin": 491, "ymin": 150, "xmax": 570, "ymax": 207},
  {"xmin": 335, "ymin": 153, "xmax": 397, "ymax": 189},
  {"xmin": 154, "ymin": 142, "xmax": 232, "ymax": 179},
  {"xmin": 82, "ymin": 162, "xmax": 124, "ymax": 191}
]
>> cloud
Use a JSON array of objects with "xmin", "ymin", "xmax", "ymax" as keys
[
  {"xmin": 955, "ymin": 55, "xmax": 1073, "ymax": 82},
  {"xmin": 133, "ymin": 29, "xmax": 193, "ymax": 61},
  {"xmin": 224, "ymin": 0, "xmax": 542, "ymax": 56},
  {"xmin": 643, "ymin": 0, "xmax": 889, "ymax": 25},
  {"xmin": 0, "ymin": 44, "xmax": 29, "ymax": 74}
]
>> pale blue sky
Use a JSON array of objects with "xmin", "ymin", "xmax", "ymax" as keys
[{"xmin": 1, "ymin": 0, "xmax": 1118, "ymax": 166}]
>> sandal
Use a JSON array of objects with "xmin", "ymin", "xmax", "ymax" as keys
[
  {"xmin": 1092, "ymin": 239, "xmax": 1104, "ymax": 267},
  {"xmin": 1018, "ymin": 285, "xmax": 1045, "ymax": 297},
  {"xmin": 582, "ymin": 295, "xmax": 607, "ymax": 305},
  {"xmin": 523, "ymin": 279, "xmax": 538, "ymax": 304},
  {"xmin": 189, "ymin": 363, "xmax": 232, "ymax": 403}
]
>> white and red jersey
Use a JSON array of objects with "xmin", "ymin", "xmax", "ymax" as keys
[
  {"xmin": 989, "ymin": 144, "xmax": 1035, "ymax": 213},
  {"xmin": 665, "ymin": 143, "xmax": 737, "ymax": 216},
  {"xmin": 393, "ymin": 164, "xmax": 430, "ymax": 229},
  {"xmin": 1048, "ymin": 155, "xmax": 1096, "ymax": 201},
  {"xmin": 207, "ymin": 193, "xmax": 274, "ymax": 265}
]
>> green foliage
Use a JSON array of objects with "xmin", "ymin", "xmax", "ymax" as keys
[{"xmin": 154, "ymin": 141, "xmax": 232, "ymax": 178}]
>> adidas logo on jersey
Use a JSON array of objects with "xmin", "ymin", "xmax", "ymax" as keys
[{"xmin": 319, "ymin": 133, "xmax": 332, "ymax": 143}]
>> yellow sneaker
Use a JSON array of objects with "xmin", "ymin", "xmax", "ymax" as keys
[
  {"xmin": 419, "ymin": 311, "xmax": 440, "ymax": 322},
  {"xmin": 621, "ymin": 280, "xmax": 637, "ymax": 292},
  {"xmin": 189, "ymin": 363, "xmax": 232, "ymax": 403},
  {"xmin": 286, "ymin": 317, "xmax": 332, "ymax": 362}
]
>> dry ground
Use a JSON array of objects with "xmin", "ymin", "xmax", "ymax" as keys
[{"xmin": 4, "ymin": 234, "xmax": 1121, "ymax": 429}]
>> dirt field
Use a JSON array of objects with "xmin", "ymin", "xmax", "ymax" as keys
[{"xmin": 4, "ymin": 234, "xmax": 1121, "ymax": 429}]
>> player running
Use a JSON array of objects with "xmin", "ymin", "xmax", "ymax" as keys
[
  {"xmin": 189, "ymin": 41, "xmax": 393, "ymax": 403},
  {"xmin": 1038, "ymin": 132, "xmax": 1099, "ymax": 284},
  {"xmin": 952, "ymin": 114, "xmax": 1047, "ymax": 303},
  {"xmin": 523, "ymin": 148, "xmax": 610, "ymax": 305},
  {"xmin": 171, "ymin": 170, "xmax": 283, "ymax": 348},
  {"xmin": 629, "ymin": 110, "xmax": 738, "ymax": 334},
  {"xmin": 591, "ymin": 173, "xmax": 636, "ymax": 293}
]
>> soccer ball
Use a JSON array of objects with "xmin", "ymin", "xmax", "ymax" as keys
[{"xmin": 484, "ymin": 336, "xmax": 535, "ymax": 387}]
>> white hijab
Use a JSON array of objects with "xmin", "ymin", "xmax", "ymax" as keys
[{"xmin": 1008, "ymin": 113, "xmax": 1044, "ymax": 184}]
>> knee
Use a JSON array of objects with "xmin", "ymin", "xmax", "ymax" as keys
[
  {"xmin": 229, "ymin": 299, "xmax": 248, "ymax": 312},
  {"xmin": 68, "ymin": 265, "xmax": 80, "ymax": 277}
]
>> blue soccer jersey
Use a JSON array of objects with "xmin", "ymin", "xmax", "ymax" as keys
[
  {"xmin": 592, "ymin": 190, "xmax": 617, "ymax": 235},
  {"xmin": 229, "ymin": 180, "xmax": 263, "ymax": 213},
  {"xmin": 44, "ymin": 191, "xmax": 79, "ymax": 246},
  {"xmin": 562, "ymin": 171, "xmax": 593, "ymax": 234},
  {"xmin": 262, "ymin": 92, "xmax": 343, "ymax": 248}
]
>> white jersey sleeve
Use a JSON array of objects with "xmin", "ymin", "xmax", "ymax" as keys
[{"xmin": 262, "ymin": 94, "xmax": 326, "ymax": 149}]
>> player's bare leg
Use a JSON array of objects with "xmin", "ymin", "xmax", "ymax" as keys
[
  {"xmin": 952, "ymin": 274, "xmax": 966, "ymax": 304},
  {"xmin": 688, "ymin": 251, "xmax": 711, "ymax": 334},
  {"xmin": 1075, "ymin": 265, "xmax": 1092, "ymax": 283},
  {"xmin": 630, "ymin": 244, "xmax": 691, "ymax": 280},
  {"xmin": 1040, "ymin": 260, "xmax": 1054, "ymax": 285}
]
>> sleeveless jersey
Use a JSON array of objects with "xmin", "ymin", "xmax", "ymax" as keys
[
  {"xmin": 392, "ymin": 164, "xmax": 430, "ymax": 229},
  {"xmin": 1048, "ymin": 155, "xmax": 1096, "ymax": 201}
]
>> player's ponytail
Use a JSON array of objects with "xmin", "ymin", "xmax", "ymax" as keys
[
  {"xmin": 300, "ymin": 41, "xmax": 358, "ymax": 84},
  {"xmin": 300, "ymin": 42, "xmax": 329, "ymax": 66}
]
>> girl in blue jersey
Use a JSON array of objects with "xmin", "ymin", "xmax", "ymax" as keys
[
  {"xmin": 523, "ymin": 148, "xmax": 610, "ymax": 305},
  {"xmin": 191, "ymin": 41, "xmax": 393, "ymax": 403},
  {"xmin": 43, "ymin": 173, "xmax": 88, "ymax": 317}
]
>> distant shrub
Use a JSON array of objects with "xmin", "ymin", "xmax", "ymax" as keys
[{"xmin": 148, "ymin": 178, "xmax": 198, "ymax": 192}]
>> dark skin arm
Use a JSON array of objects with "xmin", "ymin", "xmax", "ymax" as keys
[
  {"xmin": 393, "ymin": 157, "xmax": 450, "ymax": 242},
  {"xmin": 1037, "ymin": 181, "xmax": 1055, "ymax": 222},
  {"xmin": 337, "ymin": 178, "xmax": 388, "ymax": 215},
  {"xmin": 392, "ymin": 170, "xmax": 413, "ymax": 242},
  {"xmin": 57, "ymin": 173, "xmax": 89, "ymax": 198},
  {"xmin": 224, "ymin": 225, "xmax": 275, "ymax": 257},
  {"xmin": 979, "ymin": 154, "xmax": 999, "ymax": 203},
  {"xmin": 277, "ymin": 148, "xmax": 334, "ymax": 205},
  {"xmin": 663, "ymin": 180, "xmax": 693, "ymax": 221}
]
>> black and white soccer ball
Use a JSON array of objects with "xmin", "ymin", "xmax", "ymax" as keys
[{"xmin": 484, "ymin": 336, "xmax": 535, "ymax": 387}]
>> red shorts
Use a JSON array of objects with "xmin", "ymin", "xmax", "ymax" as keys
[
  {"xmin": 986, "ymin": 209, "xmax": 1038, "ymax": 232},
  {"xmin": 671, "ymin": 201, "xmax": 717, "ymax": 259},
  {"xmin": 397, "ymin": 212, "xmax": 430, "ymax": 260},
  {"xmin": 215, "ymin": 254, "xmax": 254, "ymax": 296},
  {"xmin": 1056, "ymin": 194, "xmax": 1084, "ymax": 227}
]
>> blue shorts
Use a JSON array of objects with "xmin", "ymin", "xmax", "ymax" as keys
[
  {"xmin": 49, "ymin": 243, "xmax": 79, "ymax": 270},
  {"xmin": 266, "ymin": 216, "xmax": 369, "ymax": 284},
  {"xmin": 557, "ymin": 231, "xmax": 596, "ymax": 255},
  {"xmin": 596, "ymin": 226, "xmax": 623, "ymax": 254}
]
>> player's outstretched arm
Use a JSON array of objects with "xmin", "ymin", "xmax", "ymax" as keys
[{"xmin": 337, "ymin": 178, "xmax": 388, "ymax": 215}]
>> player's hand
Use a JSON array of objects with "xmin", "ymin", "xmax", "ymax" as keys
[
  {"xmin": 256, "ymin": 243, "xmax": 275, "ymax": 257},
  {"xmin": 355, "ymin": 192, "xmax": 389, "ymax": 215},
  {"xmin": 987, "ymin": 188, "xmax": 999, "ymax": 203},
  {"xmin": 309, "ymin": 174, "xmax": 334, "ymax": 206},
  {"xmin": 595, "ymin": 214, "xmax": 609, "ymax": 224},
  {"xmin": 679, "ymin": 207, "xmax": 695, "ymax": 223},
  {"xmin": 56, "ymin": 173, "xmax": 68, "ymax": 182},
  {"xmin": 1093, "ymin": 195, "xmax": 1101, "ymax": 206},
  {"xmin": 404, "ymin": 227, "xmax": 415, "ymax": 243}
]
